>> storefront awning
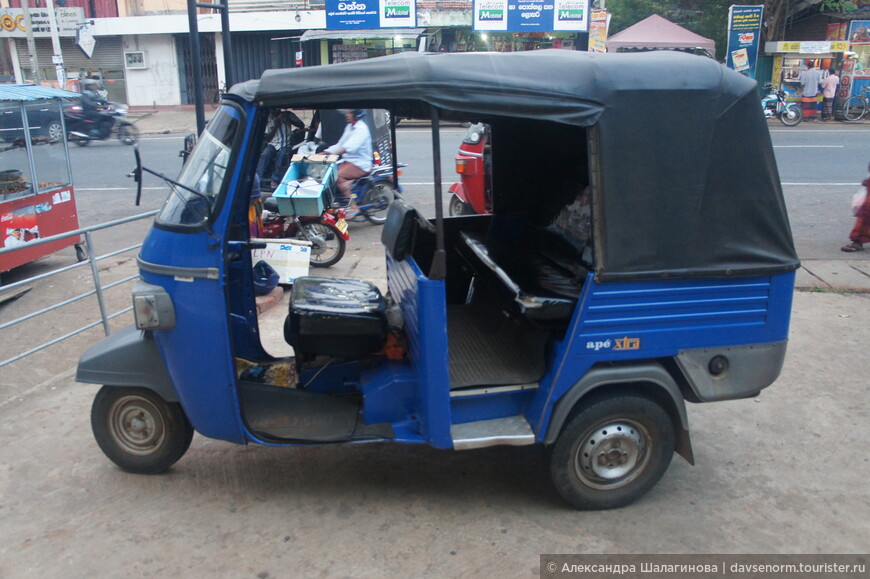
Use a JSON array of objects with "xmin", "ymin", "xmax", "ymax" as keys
[{"xmin": 300, "ymin": 28, "xmax": 425, "ymax": 42}]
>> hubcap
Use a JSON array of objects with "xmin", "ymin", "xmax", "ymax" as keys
[
  {"xmin": 574, "ymin": 420, "xmax": 650, "ymax": 490},
  {"xmin": 108, "ymin": 396, "xmax": 166, "ymax": 456}
]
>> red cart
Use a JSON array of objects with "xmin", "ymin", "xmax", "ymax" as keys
[{"xmin": 0, "ymin": 85, "xmax": 83, "ymax": 281}]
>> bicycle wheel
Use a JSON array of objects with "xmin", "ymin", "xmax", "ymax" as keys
[
  {"xmin": 360, "ymin": 181, "xmax": 396, "ymax": 224},
  {"xmin": 842, "ymin": 96, "xmax": 867, "ymax": 122}
]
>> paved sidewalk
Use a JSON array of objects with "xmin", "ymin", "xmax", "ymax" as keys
[{"xmin": 128, "ymin": 107, "xmax": 870, "ymax": 293}]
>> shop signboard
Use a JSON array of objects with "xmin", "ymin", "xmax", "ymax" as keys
[
  {"xmin": 472, "ymin": 0, "xmax": 589, "ymax": 32},
  {"xmin": 848, "ymin": 20, "xmax": 870, "ymax": 99},
  {"xmin": 325, "ymin": 0, "xmax": 416, "ymax": 29},
  {"xmin": 0, "ymin": 7, "xmax": 83, "ymax": 38},
  {"xmin": 725, "ymin": 4, "xmax": 763, "ymax": 78}
]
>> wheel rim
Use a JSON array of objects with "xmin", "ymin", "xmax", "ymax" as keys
[
  {"xmin": 48, "ymin": 122, "xmax": 63, "ymax": 140},
  {"xmin": 364, "ymin": 183, "xmax": 394, "ymax": 222},
  {"xmin": 574, "ymin": 419, "xmax": 651, "ymax": 490},
  {"xmin": 299, "ymin": 223, "xmax": 339, "ymax": 264},
  {"xmin": 107, "ymin": 395, "xmax": 166, "ymax": 456},
  {"xmin": 448, "ymin": 195, "xmax": 465, "ymax": 217}
]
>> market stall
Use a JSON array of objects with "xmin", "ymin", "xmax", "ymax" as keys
[
  {"xmin": 605, "ymin": 14, "xmax": 716, "ymax": 58},
  {"xmin": 0, "ymin": 85, "xmax": 82, "ymax": 280}
]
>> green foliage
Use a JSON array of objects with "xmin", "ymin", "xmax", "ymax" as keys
[{"xmin": 819, "ymin": 0, "xmax": 858, "ymax": 13}]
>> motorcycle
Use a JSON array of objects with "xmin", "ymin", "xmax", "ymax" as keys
[
  {"xmin": 260, "ymin": 188, "xmax": 349, "ymax": 269},
  {"xmin": 761, "ymin": 83, "xmax": 802, "ymax": 127},
  {"xmin": 448, "ymin": 122, "xmax": 491, "ymax": 216},
  {"xmin": 66, "ymin": 101, "xmax": 140, "ymax": 146}
]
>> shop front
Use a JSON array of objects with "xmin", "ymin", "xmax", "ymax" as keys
[
  {"xmin": 300, "ymin": 28, "xmax": 424, "ymax": 64},
  {"xmin": 764, "ymin": 40, "xmax": 850, "ymax": 102}
]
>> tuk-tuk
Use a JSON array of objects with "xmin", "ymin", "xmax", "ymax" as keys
[{"xmin": 77, "ymin": 51, "xmax": 799, "ymax": 510}]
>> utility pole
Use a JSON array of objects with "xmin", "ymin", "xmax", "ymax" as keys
[
  {"xmin": 19, "ymin": 0, "xmax": 40, "ymax": 83},
  {"xmin": 45, "ymin": 0, "xmax": 66, "ymax": 88}
]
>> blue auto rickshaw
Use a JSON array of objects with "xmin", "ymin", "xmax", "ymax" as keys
[{"xmin": 77, "ymin": 51, "xmax": 799, "ymax": 510}]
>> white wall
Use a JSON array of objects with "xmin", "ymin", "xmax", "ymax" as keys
[{"xmin": 122, "ymin": 34, "xmax": 182, "ymax": 106}]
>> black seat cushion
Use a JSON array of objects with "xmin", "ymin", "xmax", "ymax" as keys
[
  {"xmin": 381, "ymin": 199, "xmax": 419, "ymax": 261},
  {"xmin": 284, "ymin": 277, "xmax": 387, "ymax": 356}
]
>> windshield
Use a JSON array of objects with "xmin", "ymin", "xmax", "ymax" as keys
[{"xmin": 157, "ymin": 105, "xmax": 241, "ymax": 227}]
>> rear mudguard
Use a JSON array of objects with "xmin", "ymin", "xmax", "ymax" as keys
[
  {"xmin": 76, "ymin": 325, "xmax": 178, "ymax": 402},
  {"xmin": 542, "ymin": 362, "xmax": 694, "ymax": 464}
]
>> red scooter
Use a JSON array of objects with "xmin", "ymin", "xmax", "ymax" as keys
[
  {"xmin": 260, "ymin": 194, "xmax": 349, "ymax": 268},
  {"xmin": 448, "ymin": 123, "xmax": 491, "ymax": 216}
]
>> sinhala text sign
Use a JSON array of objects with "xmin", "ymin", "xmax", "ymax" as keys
[
  {"xmin": 326, "ymin": 0, "xmax": 416, "ymax": 29},
  {"xmin": 473, "ymin": 0, "xmax": 589, "ymax": 32},
  {"xmin": 0, "ymin": 7, "xmax": 84, "ymax": 37},
  {"xmin": 725, "ymin": 4, "xmax": 763, "ymax": 79}
]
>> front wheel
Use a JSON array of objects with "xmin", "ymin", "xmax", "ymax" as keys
[
  {"xmin": 46, "ymin": 120, "xmax": 64, "ymax": 141},
  {"xmin": 296, "ymin": 221, "xmax": 346, "ymax": 267},
  {"xmin": 549, "ymin": 392, "xmax": 676, "ymax": 510},
  {"xmin": 448, "ymin": 193, "xmax": 475, "ymax": 217},
  {"xmin": 117, "ymin": 123, "xmax": 139, "ymax": 145},
  {"xmin": 71, "ymin": 133, "xmax": 91, "ymax": 146},
  {"xmin": 842, "ymin": 96, "xmax": 867, "ymax": 122},
  {"xmin": 779, "ymin": 105, "xmax": 802, "ymax": 126},
  {"xmin": 360, "ymin": 181, "xmax": 396, "ymax": 224},
  {"xmin": 91, "ymin": 386, "xmax": 194, "ymax": 474}
]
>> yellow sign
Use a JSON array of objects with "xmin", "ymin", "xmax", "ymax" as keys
[{"xmin": 614, "ymin": 337, "xmax": 640, "ymax": 351}]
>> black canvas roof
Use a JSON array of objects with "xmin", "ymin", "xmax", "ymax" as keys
[{"xmin": 232, "ymin": 51, "xmax": 798, "ymax": 280}]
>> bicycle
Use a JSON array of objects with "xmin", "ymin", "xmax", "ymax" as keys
[{"xmin": 842, "ymin": 86, "xmax": 870, "ymax": 121}]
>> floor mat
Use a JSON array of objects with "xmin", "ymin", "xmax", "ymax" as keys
[{"xmin": 447, "ymin": 305, "xmax": 549, "ymax": 389}]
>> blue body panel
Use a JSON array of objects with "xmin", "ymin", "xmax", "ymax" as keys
[
  {"xmin": 386, "ymin": 254, "xmax": 453, "ymax": 448},
  {"xmin": 526, "ymin": 271, "xmax": 796, "ymax": 438}
]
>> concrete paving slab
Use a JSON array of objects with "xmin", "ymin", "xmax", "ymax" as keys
[{"xmin": 799, "ymin": 259, "xmax": 870, "ymax": 292}]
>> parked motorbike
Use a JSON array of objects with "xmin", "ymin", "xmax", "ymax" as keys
[
  {"xmin": 66, "ymin": 101, "xmax": 140, "ymax": 146},
  {"xmin": 260, "ymin": 192, "xmax": 349, "ymax": 268},
  {"xmin": 761, "ymin": 83, "xmax": 802, "ymax": 127}
]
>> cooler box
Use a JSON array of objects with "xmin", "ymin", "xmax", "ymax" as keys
[
  {"xmin": 251, "ymin": 238, "xmax": 311, "ymax": 285},
  {"xmin": 272, "ymin": 155, "xmax": 337, "ymax": 217}
]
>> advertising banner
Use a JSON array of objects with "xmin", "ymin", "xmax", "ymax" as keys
[
  {"xmin": 725, "ymin": 4, "xmax": 763, "ymax": 78},
  {"xmin": 473, "ymin": 0, "xmax": 588, "ymax": 33},
  {"xmin": 587, "ymin": 8, "xmax": 607, "ymax": 53},
  {"xmin": 326, "ymin": 0, "xmax": 416, "ymax": 30}
]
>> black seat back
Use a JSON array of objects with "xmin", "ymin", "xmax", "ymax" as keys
[{"xmin": 381, "ymin": 199, "xmax": 419, "ymax": 261}]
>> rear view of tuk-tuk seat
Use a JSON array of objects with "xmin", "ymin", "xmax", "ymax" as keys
[{"xmin": 284, "ymin": 276, "xmax": 388, "ymax": 357}]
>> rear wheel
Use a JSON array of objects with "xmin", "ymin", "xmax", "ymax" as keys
[
  {"xmin": 549, "ymin": 392, "xmax": 675, "ymax": 510},
  {"xmin": 842, "ymin": 96, "xmax": 867, "ymax": 122},
  {"xmin": 118, "ymin": 123, "xmax": 139, "ymax": 145},
  {"xmin": 779, "ymin": 105, "xmax": 802, "ymax": 126},
  {"xmin": 46, "ymin": 120, "xmax": 64, "ymax": 141},
  {"xmin": 360, "ymin": 181, "xmax": 396, "ymax": 224},
  {"xmin": 296, "ymin": 222, "xmax": 346, "ymax": 267},
  {"xmin": 91, "ymin": 386, "xmax": 194, "ymax": 474}
]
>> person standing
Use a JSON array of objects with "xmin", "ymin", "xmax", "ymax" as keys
[
  {"xmin": 841, "ymin": 161, "xmax": 870, "ymax": 252},
  {"xmin": 325, "ymin": 109, "xmax": 373, "ymax": 212},
  {"xmin": 820, "ymin": 68, "xmax": 840, "ymax": 121},
  {"xmin": 799, "ymin": 61, "xmax": 824, "ymax": 121}
]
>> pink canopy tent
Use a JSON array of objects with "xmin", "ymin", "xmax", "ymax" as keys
[{"xmin": 606, "ymin": 14, "xmax": 716, "ymax": 58}]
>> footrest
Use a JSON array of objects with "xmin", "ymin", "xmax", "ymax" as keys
[{"xmin": 451, "ymin": 415, "xmax": 535, "ymax": 450}]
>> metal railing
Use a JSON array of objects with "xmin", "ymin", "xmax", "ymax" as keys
[{"xmin": 0, "ymin": 210, "xmax": 158, "ymax": 369}]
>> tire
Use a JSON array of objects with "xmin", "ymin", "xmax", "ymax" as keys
[
  {"xmin": 842, "ymin": 96, "xmax": 867, "ymax": 122},
  {"xmin": 448, "ymin": 193, "xmax": 474, "ymax": 217},
  {"xmin": 46, "ymin": 120, "xmax": 64, "ymax": 141},
  {"xmin": 117, "ymin": 123, "xmax": 139, "ymax": 145},
  {"xmin": 779, "ymin": 105, "xmax": 802, "ymax": 126},
  {"xmin": 360, "ymin": 181, "xmax": 396, "ymax": 224},
  {"xmin": 91, "ymin": 386, "xmax": 194, "ymax": 474},
  {"xmin": 72, "ymin": 133, "xmax": 91, "ymax": 147},
  {"xmin": 75, "ymin": 243, "xmax": 86, "ymax": 262},
  {"xmin": 549, "ymin": 392, "xmax": 676, "ymax": 510},
  {"xmin": 296, "ymin": 222, "xmax": 346, "ymax": 267}
]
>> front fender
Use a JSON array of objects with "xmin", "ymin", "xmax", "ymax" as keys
[
  {"xmin": 76, "ymin": 325, "xmax": 178, "ymax": 402},
  {"xmin": 543, "ymin": 362, "xmax": 694, "ymax": 464}
]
